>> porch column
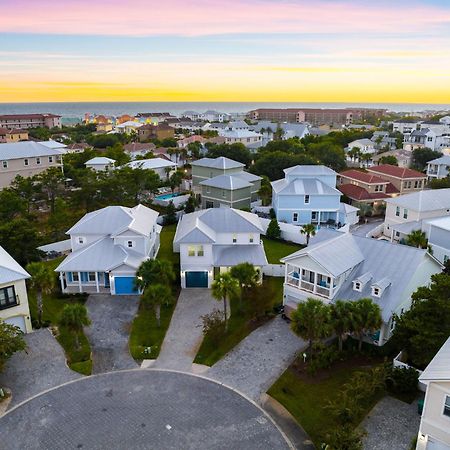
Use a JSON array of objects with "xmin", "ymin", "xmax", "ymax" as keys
[
  {"xmin": 329, "ymin": 276, "xmax": 334, "ymax": 298},
  {"xmin": 390, "ymin": 228, "xmax": 394, "ymax": 242},
  {"xmin": 78, "ymin": 272, "xmax": 82, "ymax": 293},
  {"xmin": 59, "ymin": 272, "xmax": 65, "ymax": 292},
  {"xmin": 95, "ymin": 272, "xmax": 99, "ymax": 293},
  {"xmin": 313, "ymin": 272, "xmax": 318, "ymax": 293},
  {"xmin": 284, "ymin": 263, "xmax": 288, "ymax": 282},
  {"xmin": 317, "ymin": 211, "xmax": 321, "ymax": 225},
  {"xmin": 378, "ymin": 324, "xmax": 386, "ymax": 345}
]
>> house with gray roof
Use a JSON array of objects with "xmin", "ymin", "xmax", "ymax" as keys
[
  {"xmin": 0, "ymin": 245, "xmax": 32, "ymax": 333},
  {"xmin": 85, "ymin": 157, "xmax": 116, "ymax": 172},
  {"xmin": 281, "ymin": 229, "xmax": 442, "ymax": 346},
  {"xmin": 56, "ymin": 205, "xmax": 160, "ymax": 295},
  {"xmin": 426, "ymin": 155, "xmax": 450, "ymax": 180},
  {"xmin": 173, "ymin": 208, "xmax": 267, "ymax": 288}
]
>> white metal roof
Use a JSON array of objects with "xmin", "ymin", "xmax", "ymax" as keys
[
  {"xmin": 284, "ymin": 165, "xmax": 337, "ymax": 177},
  {"xmin": 200, "ymin": 174, "xmax": 251, "ymax": 190},
  {"xmin": 385, "ymin": 188, "xmax": 450, "ymax": 212},
  {"xmin": 420, "ymin": 337, "xmax": 450, "ymax": 382},
  {"xmin": 0, "ymin": 245, "xmax": 30, "ymax": 284},
  {"xmin": 213, "ymin": 245, "xmax": 267, "ymax": 267},
  {"xmin": 191, "ymin": 157, "xmax": 244, "ymax": 170},
  {"xmin": 427, "ymin": 155, "xmax": 450, "ymax": 165},
  {"xmin": 271, "ymin": 177, "xmax": 341, "ymax": 196},
  {"xmin": 38, "ymin": 140, "xmax": 67, "ymax": 150},
  {"xmin": 85, "ymin": 157, "xmax": 115, "ymax": 165},
  {"xmin": 127, "ymin": 158, "xmax": 176, "ymax": 170},
  {"xmin": 0, "ymin": 141, "xmax": 64, "ymax": 160}
]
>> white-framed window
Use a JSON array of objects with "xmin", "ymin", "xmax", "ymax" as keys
[
  {"xmin": 49, "ymin": 156, "xmax": 53, "ymax": 163},
  {"xmin": 232, "ymin": 234, "xmax": 237, "ymax": 243},
  {"xmin": 36, "ymin": 157, "xmax": 41, "ymax": 165},
  {"xmin": 304, "ymin": 195, "xmax": 310, "ymax": 204},
  {"xmin": 395, "ymin": 206, "xmax": 400, "ymax": 217},
  {"xmin": 127, "ymin": 240, "xmax": 134, "ymax": 248},
  {"xmin": 2, "ymin": 161, "xmax": 7, "ymax": 169},
  {"xmin": 292, "ymin": 212, "xmax": 298, "ymax": 222},
  {"xmin": 372, "ymin": 286, "xmax": 380, "ymax": 297},
  {"xmin": 88, "ymin": 272, "xmax": 96, "ymax": 282},
  {"xmin": 444, "ymin": 395, "xmax": 450, "ymax": 417},
  {"xmin": 188, "ymin": 246, "xmax": 195, "ymax": 257},
  {"xmin": 197, "ymin": 245, "xmax": 204, "ymax": 256},
  {"xmin": 24, "ymin": 158, "xmax": 29, "ymax": 166},
  {"xmin": 403, "ymin": 209, "xmax": 408, "ymax": 219},
  {"xmin": 249, "ymin": 234, "xmax": 254, "ymax": 243},
  {"xmin": 78, "ymin": 237, "xmax": 86, "ymax": 244},
  {"xmin": 353, "ymin": 281, "xmax": 361, "ymax": 292},
  {"xmin": 72, "ymin": 272, "xmax": 79, "ymax": 282}
]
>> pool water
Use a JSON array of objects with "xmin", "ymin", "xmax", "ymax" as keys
[{"xmin": 155, "ymin": 192, "xmax": 185, "ymax": 200}]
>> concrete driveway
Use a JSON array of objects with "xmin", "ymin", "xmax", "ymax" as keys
[
  {"xmin": 0, "ymin": 329, "xmax": 81, "ymax": 408},
  {"xmin": 85, "ymin": 294, "xmax": 139, "ymax": 374}
]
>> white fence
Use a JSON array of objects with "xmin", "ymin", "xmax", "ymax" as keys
[
  {"xmin": 259, "ymin": 218, "xmax": 307, "ymax": 245},
  {"xmin": 262, "ymin": 264, "xmax": 285, "ymax": 277},
  {"xmin": 393, "ymin": 351, "xmax": 426, "ymax": 392},
  {"xmin": 366, "ymin": 222, "xmax": 385, "ymax": 239}
]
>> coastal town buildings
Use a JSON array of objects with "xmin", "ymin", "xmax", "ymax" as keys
[{"xmin": 0, "ymin": 113, "xmax": 62, "ymax": 129}]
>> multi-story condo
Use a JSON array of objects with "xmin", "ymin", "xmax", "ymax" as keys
[
  {"xmin": 137, "ymin": 123, "xmax": 174, "ymax": 142},
  {"xmin": 392, "ymin": 119, "xmax": 421, "ymax": 134},
  {"xmin": 0, "ymin": 128, "xmax": 28, "ymax": 143},
  {"xmin": 426, "ymin": 155, "xmax": 450, "ymax": 181},
  {"xmin": 249, "ymin": 108, "xmax": 386, "ymax": 126},
  {"xmin": 0, "ymin": 113, "xmax": 61, "ymax": 129},
  {"xmin": 383, "ymin": 188, "xmax": 450, "ymax": 240},
  {"xmin": 271, "ymin": 165, "xmax": 342, "ymax": 226},
  {"xmin": 173, "ymin": 208, "xmax": 267, "ymax": 288},
  {"xmin": 281, "ymin": 229, "xmax": 442, "ymax": 346},
  {"xmin": 366, "ymin": 164, "xmax": 426, "ymax": 195},
  {"xmin": 0, "ymin": 245, "xmax": 32, "ymax": 333},
  {"xmin": 0, "ymin": 141, "xmax": 64, "ymax": 189},
  {"xmin": 56, "ymin": 205, "xmax": 160, "ymax": 295},
  {"xmin": 416, "ymin": 337, "xmax": 450, "ymax": 450}
]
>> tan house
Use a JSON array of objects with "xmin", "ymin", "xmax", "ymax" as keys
[
  {"xmin": 416, "ymin": 337, "xmax": 450, "ymax": 450},
  {"xmin": 0, "ymin": 141, "xmax": 64, "ymax": 189},
  {"xmin": 0, "ymin": 128, "xmax": 28, "ymax": 143},
  {"xmin": 138, "ymin": 123, "xmax": 174, "ymax": 142},
  {"xmin": 367, "ymin": 164, "xmax": 426, "ymax": 195},
  {"xmin": 0, "ymin": 245, "xmax": 32, "ymax": 333}
]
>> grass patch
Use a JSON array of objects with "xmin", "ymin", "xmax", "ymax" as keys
[
  {"xmin": 194, "ymin": 276, "xmax": 284, "ymax": 366},
  {"xmin": 28, "ymin": 258, "xmax": 92, "ymax": 376},
  {"xmin": 268, "ymin": 356, "xmax": 384, "ymax": 447},
  {"xmin": 129, "ymin": 301, "xmax": 177, "ymax": 360},
  {"xmin": 157, "ymin": 224, "xmax": 179, "ymax": 266},
  {"xmin": 262, "ymin": 236, "xmax": 304, "ymax": 264}
]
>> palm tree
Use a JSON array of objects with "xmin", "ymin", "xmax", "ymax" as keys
[
  {"xmin": 352, "ymin": 298, "xmax": 382, "ymax": 351},
  {"xmin": 26, "ymin": 262, "xmax": 55, "ymax": 326},
  {"xmin": 300, "ymin": 224, "xmax": 316, "ymax": 245},
  {"xmin": 258, "ymin": 176, "xmax": 272, "ymax": 207},
  {"xmin": 141, "ymin": 284, "xmax": 172, "ymax": 328},
  {"xmin": 229, "ymin": 263, "xmax": 259, "ymax": 309},
  {"xmin": 331, "ymin": 300, "xmax": 354, "ymax": 352},
  {"xmin": 406, "ymin": 229, "xmax": 428, "ymax": 249},
  {"xmin": 211, "ymin": 273, "xmax": 240, "ymax": 332},
  {"xmin": 135, "ymin": 259, "xmax": 175, "ymax": 291},
  {"xmin": 58, "ymin": 303, "xmax": 91, "ymax": 349},
  {"xmin": 290, "ymin": 298, "xmax": 332, "ymax": 357}
]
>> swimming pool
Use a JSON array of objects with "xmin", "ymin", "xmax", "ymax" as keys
[{"xmin": 155, "ymin": 192, "xmax": 185, "ymax": 201}]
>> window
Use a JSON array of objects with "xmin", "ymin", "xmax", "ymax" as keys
[
  {"xmin": 36, "ymin": 157, "xmax": 41, "ymax": 165},
  {"xmin": 206, "ymin": 187, "xmax": 211, "ymax": 194},
  {"xmin": 188, "ymin": 246, "xmax": 195, "ymax": 256},
  {"xmin": 354, "ymin": 282, "xmax": 361, "ymax": 292},
  {"xmin": 48, "ymin": 156, "xmax": 53, "ymax": 163},
  {"xmin": 78, "ymin": 237, "xmax": 86, "ymax": 244},
  {"xmin": 222, "ymin": 190, "xmax": 226, "ymax": 198},
  {"xmin": 127, "ymin": 240, "xmax": 134, "ymax": 248},
  {"xmin": 444, "ymin": 396, "xmax": 450, "ymax": 417},
  {"xmin": 232, "ymin": 234, "xmax": 237, "ymax": 243},
  {"xmin": 395, "ymin": 231, "xmax": 400, "ymax": 237},
  {"xmin": 197, "ymin": 245, "xmax": 204, "ymax": 257},
  {"xmin": 72, "ymin": 272, "xmax": 79, "ymax": 282},
  {"xmin": 395, "ymin": 206, "xmax": 400, "ymax": 217},
  {"xmin": 372, "ymin": 287, "xmax": 380, "ymax": 297},
  {"xmin": 88, "ymin": 272, "xmax": 96, "ymax": 282},
  {"xmin": 249, "ymin": 234, "xmax": 254, "ymax": 243},
  {"xmin": 293, "ymin": 212, "xmax": 298, "ymax": 222},
  {"xmin": 24, "ymin": 158, "xmax": 29, "ymax": 166},
  {"xmin": 2, "ymin": 161, "xmax": 7, "ymax": 169},
  {"xmin": 427, "ymin": 136, "xmax": 433, "ymax": 142},
  {"xmin": 304, "ymin": 195, "xmax": 310, "ymax": 204},
  {"xmin": 0, "ymin": 286, "xmax": 18, "ymax": 310},
  {"xmin": 403, "ymin": 209, "xmax": 408, "ymax": 219}
]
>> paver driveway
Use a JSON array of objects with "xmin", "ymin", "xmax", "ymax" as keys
[
  {"xmin": 0, "ymin": 329, "xmax": 81, "ymax": 408},
  {"xmin": 0, "ymin": 370, "xmax": 292, "ymax": 450},
  {"xmin": 154, "ymin": 289, "xmax": 222, "ymax": 372},
  {"xmin": 85, "ymin": 294, "xmax": 139, "ymax": 373},
  {"xmin": 207, "ymin": 316, "xmax": 306, "ymax": 402}
]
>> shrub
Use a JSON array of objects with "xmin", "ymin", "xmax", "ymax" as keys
[
  {"xmin": 200, "ymin": 310, "xmax": 226, "ymax": 346},
  {"xmin": 266, "ymin": 218, "xmax": 281, "ymax": 240},
  {"xmin": 385, "ymin": 366, "xmax": 418, "ymax": 397}
]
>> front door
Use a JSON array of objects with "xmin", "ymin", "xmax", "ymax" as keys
[{"xmin": 104, "ymin": 273, "xmax": 110, "ymax": 288}]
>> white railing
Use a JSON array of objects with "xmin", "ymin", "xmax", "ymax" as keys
[
  {"xmin": 316, "ymin": 285, "xmax": 330, "ymax": 297},
  {"xmin": 300, "ymin": 280, "xmax": 315, "ymax": 292}
]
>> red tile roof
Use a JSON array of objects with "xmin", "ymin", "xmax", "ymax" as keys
[
  {"xmin": 367, "ymin": 164, "xmax": 425, "ymax": 179},
  {"xmin": 385, "ymin": 183, "xmax": 400, "ymax": 194},
  {"xmin": 339, "ymin": 183, "xmax": 390, "ymax": 201},
  {"xmin": 339, "ymin": 169, "xmax": 387, "ymax": 184}
]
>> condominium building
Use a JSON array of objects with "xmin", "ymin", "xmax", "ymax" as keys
[{"xmin": 0, "ymin": 113, "xmax": 62, "ymax": 129}]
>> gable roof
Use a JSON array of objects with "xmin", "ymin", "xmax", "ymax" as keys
[
  {"xmin": 420, "ymin": 337, "xmax": 450, "ymax": 382},
  {"xmin": 191, "ymin": 157, "xmax": 244, "ymax": 170},
  {"xmin": 367, "ymin": 164, "xmax": 425, "ymax": 179},
  {"xmin": 66, "ymin": 205, "xmax": 158, "ymax": 237},
  {"xmin": 200, "ymin": 174, "xmax": 252, "ymax": 190},
  {"xmin": 427, "ymin": 155, "xmax": 450, "ymax": 165},
  {"xmin": 0, "ymin": 245, "xmax": 30, "ymax": 284},
  {"xmin": 272, "ymin": 177, "xmax": 341, "ymax": 196},
  {"xmin": 174, "ymin": 208, "xmax": 264, "ymax": 245},
  {"xmin": 385, "ymin": 188, "xmax": 450, "ymax": 212},
  {"xmin": 340, "ymin": 169, "xmax": 388, "ymax": 185},
  {"xmin": 0, "ymin": 141, "xmax": 64, "ymax": 160}
]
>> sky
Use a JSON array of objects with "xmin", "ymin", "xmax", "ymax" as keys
[{"xmin": 1, "ymin": 0, "xmax": 450, "ymax": 103}]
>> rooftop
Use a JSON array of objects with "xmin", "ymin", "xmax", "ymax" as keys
[
  {"xmin": 272, "ymin": 177, "xmax": 341, "ymax": 196},
  {"xmin": 340, "ymin": 169, "xmax": 388, "ymax": 185},
  {"xmin": 200, "ymin": 174, "xmax": 252, "ymax": 190},
  {"xmin": 386, "ymin": 188, "xmax": 450, "ymax": 211},
  {"xmin": 339, "ymin": 183, "xmax": 390, "ymax": 201},
  {"xmin": 191, "ymin": 156, "xmax": 244, "ymax": 170},
  {"xmin": 0, "ymin": 141, "xmax": 64, "ymax": 160},
  {"xmin": 0, "ymin": 245, "xmax": 30, "ymax": 284},
  {"xmin": 284, "ymin": 165, "xmax": 337, "ymax": 177},
  {"xmin": 427, "ymin": 155, "xmax": 450, "ymax": 165},
  {"xmin": 127, "ymin": 158, "xmax": 176, "ymax": 170},
  {"xmin": 367, "ymin": 164, "xmax": 425, "ymax": 179},
  {"xmin": 420, "ymin": 337, "xmax": 450, "ymax": 382}
]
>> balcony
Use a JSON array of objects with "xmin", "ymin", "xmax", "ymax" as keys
[{"xmin": 287, "ymin": 271, "xmax": 332, "ymax": 298}]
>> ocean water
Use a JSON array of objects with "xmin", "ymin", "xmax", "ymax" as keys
[{"xmin": 0, "ymin": 102, "xmax": 449, "ymax": 119}]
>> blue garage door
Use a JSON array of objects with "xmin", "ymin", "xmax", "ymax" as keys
[
  {"xmin": 185, "ymin": 271, "xmax": 208, "ymax": 288},
  {"xmin": 114, "ymin": 277, "xmax": 139, "ymax": 295}
]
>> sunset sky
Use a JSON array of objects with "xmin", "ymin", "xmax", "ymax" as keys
[{"xmin": 1, "ymin": 0, "xmax": 450, "ymax": 103}]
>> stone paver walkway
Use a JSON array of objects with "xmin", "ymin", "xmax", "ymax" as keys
[
  {"xmin": 154, "ymin": 289, "xmax": 221, "ymax": 372},
  {"xmin": 85, "ymin": 294, "xmax": 139, "ymax": 374},
  {"xmin": 0, "ymin": 329, "xmax": 81, "ymax": 408},
  {"xmin": 361, "ymin": 396, "xmax": 421, "ymax": 450},
  {"xmin": 206, "ymin": 316, "xmax": 306, "ymax": 402}
]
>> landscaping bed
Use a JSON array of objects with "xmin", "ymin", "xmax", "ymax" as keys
[
  {"xmin": 194, "ymin": 277, "xmax": 284, "ymax": 366},
  {"xmin": 261, "ymin": 236, "xmax": 304, "ymax": 264}
]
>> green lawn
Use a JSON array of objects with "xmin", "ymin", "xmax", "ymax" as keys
[
  {"xmin": 262, "ymin": 236, "xmax": 304, "ymax": 264},
  {"xmin": 27, "ymin": 258, "xmax": 92, "ymax": 376},
  {"xmin": 157, "ymin": 224, "xmax": 180, "ymax": 266},
  {"xmin": 194, "ymin": 277, "xmax": 284, "ymax": 366},
  {"xmin": 268, "ymin": 361, "xmax": 384, "ymax": 447}
]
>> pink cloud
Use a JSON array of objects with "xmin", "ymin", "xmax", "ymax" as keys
[{"xmin": 1, "ymin": 0, "xmax": 450, "ymax": 36}]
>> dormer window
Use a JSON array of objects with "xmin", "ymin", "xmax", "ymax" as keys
[
  {"xmin": 372, "ymin": 287, "xmax": 380, "ymax": 297},
  {"xmin": 78, "ymin": 237, "xmax": 86, "ymax": 244},
  {"xmin": 304, "ymin": 195, "xmax": 310, "ymax": 204},
  {"xmin": 232, "ymin": 234, "xmax": 237, "ymax": 243},
  {"xmin": 249, "ymin": 234, "xmax": 254, "ymax": 243},
  {"xmin": 353, "ymin": 282, "xmax": 361, "ymax": 292},
  {"xmin": 127, "ymin": 240, "xmax": 134, "ymax": 248}
]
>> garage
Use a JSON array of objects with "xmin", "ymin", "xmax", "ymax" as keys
[
  {"xmin": 114, "ymin": 277, "xmax": 139, "ymax": 295},
  {"xmin": 4, "ymin": 316, "xmax": 26, "ymax": 332},
  {"xmin": 185, "ymin": 271, "xmax": 208, "ymax": 288}
]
